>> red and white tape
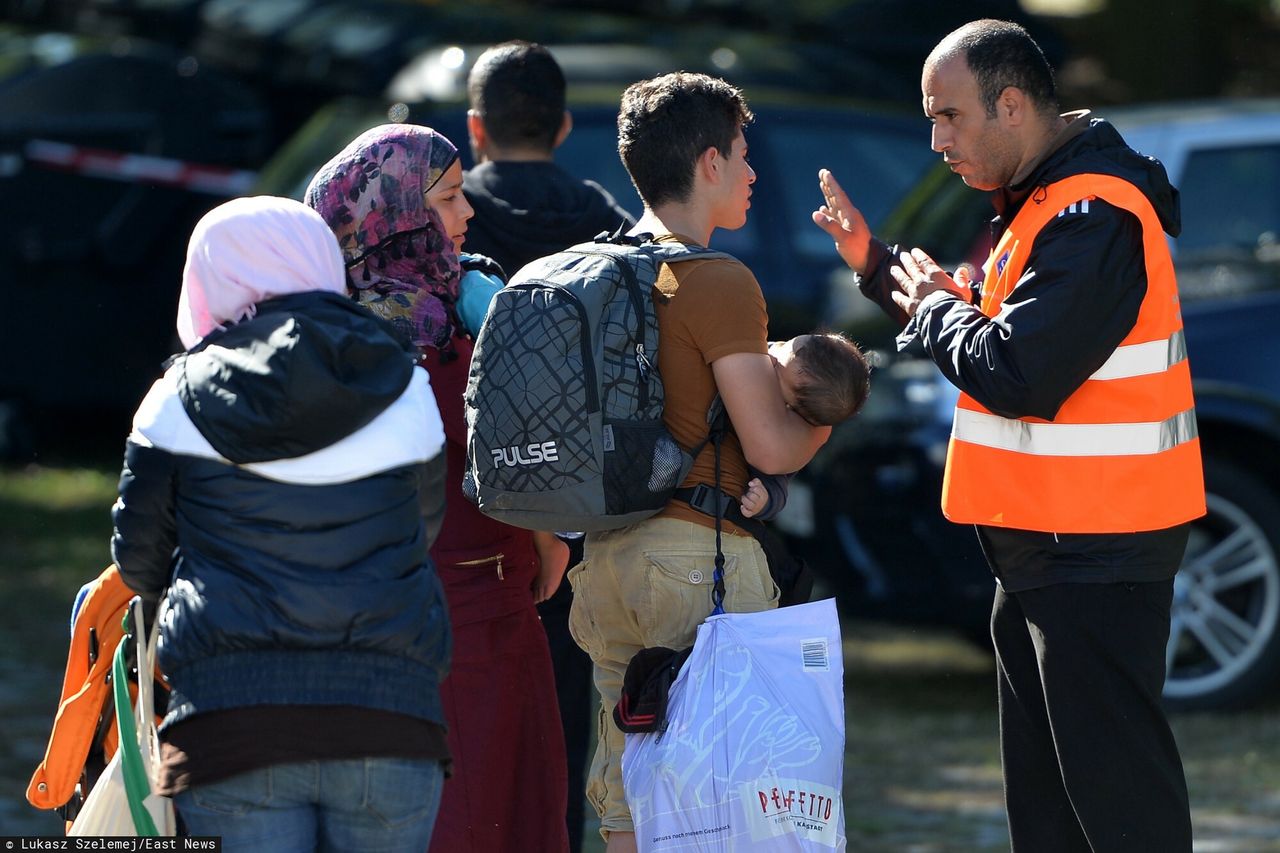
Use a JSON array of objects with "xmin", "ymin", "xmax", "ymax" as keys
[{"xmin": 24, "ymin": 139, "xmax": 258, "ymax": 195}]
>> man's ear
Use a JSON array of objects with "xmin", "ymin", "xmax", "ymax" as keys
[
  {"xmin": 466, "ymin": 110, "xmax": 488, "ymax": 152},
  {"xmin": 697, "ymin": 145, "xmax": 721, "ymax": 184},
  {"xmin": 999, "ymin": 86, "xmax": 1026, "ymax": 126},
  {"xmin": 552, "ymin": 110, "xmax": 572, "ymax": 149}
]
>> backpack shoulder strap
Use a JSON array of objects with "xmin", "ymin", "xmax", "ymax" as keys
[{"xmin": 590, "ymin": 231, "xmax": 737, "ymax": 266}]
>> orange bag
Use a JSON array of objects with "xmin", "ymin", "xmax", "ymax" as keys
[{"xmin": 27, "ymin": 565, "xmax": 163, "ymax": 826}]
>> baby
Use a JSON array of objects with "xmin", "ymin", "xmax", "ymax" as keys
[{"xmin": 741, "ymin": 331, "xmax": 870, "ymax": 519}]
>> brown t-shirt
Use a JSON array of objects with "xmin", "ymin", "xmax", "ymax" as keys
[{"xmin": 649, "ymin": 234, "xmax": 769, "ymax": 534}]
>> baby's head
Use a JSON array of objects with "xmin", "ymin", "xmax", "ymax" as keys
[{"xmin": 769, "ymin": 332, "xmax": 870, "ymax": 426}]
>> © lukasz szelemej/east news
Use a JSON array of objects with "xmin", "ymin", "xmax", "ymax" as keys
[{"xmin": 1, "ymin": 838, "xmax": 221, "ymax": 850}]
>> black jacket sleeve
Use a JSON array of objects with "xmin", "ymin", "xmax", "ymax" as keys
[
  {"xmin": 750, "ymin": 470, "xmax": 792, "ymax": 522},
  {"xmin": 110, "ymin": 440, "xmax": 179, "ymax": 599},
  {"xmin": 855, "ymin": 238, "xmax": 983, "ymax": 330},
  {"xmin": 417, "ymin": 452, "xmax": 447, "ymax": 550},
  {"xmin": 853, "ymin": 238, "xmax": 912, "ymax": 328},
  {"xmin": 906, "ymin": 201, "xmax": 1148, "ymax": 421}
]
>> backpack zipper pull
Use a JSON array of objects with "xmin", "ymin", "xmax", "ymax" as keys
[
  {"xmin": 497, "ymin": 555, "xmax": 503, "ymax": 580},
  {"xmin": 636, "ymin": 343, "xmax": 651, "ymax": 380}
]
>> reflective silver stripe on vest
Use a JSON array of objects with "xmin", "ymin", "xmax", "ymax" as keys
[
  {"xmin": 1089, "ymin": 330, "xmax": 1187, "ymax": 381},
  {"xmin": 952, "ymin": 407, "xmax": 1199, "ymax": 457}
]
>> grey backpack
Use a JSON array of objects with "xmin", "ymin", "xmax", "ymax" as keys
[{"xmin": 462, "ymin": 234, "xmax": 731, "ymax": 531}]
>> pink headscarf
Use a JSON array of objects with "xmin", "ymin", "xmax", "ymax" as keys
[{"xmin": 176, "ymin": 195, "xmax": 348, "ymax": 349}]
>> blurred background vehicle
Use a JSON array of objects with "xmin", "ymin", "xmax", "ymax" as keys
[
  {"xmin": 8, "ymin": 0, "xmax": 1017, "ymax": 457},
  {"xmin": 2, "ymin": 0, "xmax": 1279, "ymax": 711},
  {"xmin": 249, "ymin": 40, "xmax": 940, "ymax": 335},
  {"xmin": 0, "ymin": 23, "xmax": 271, "ymax": 458},
  {"xmin": 786, "ymin": 98, "xmax": 1280, "ymax": 711}
]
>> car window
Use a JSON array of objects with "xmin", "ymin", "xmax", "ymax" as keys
[
  {"xmin": 1173, "ymin": 141, "xmax": 1280, "ymax": 300},
  {"xmin": 767, "ymin": 117, "xmax": 934, "ymax": 259},
  {"xmin": 1177, "ymin": 143, "xmax": 1280, "ymax": 258},
  {"xmin": 552, "ymin": 120, "xmax": 640, "ymax": 218},
  {"xmin": 252, "ymin": 99, "xmax": 470, "ymax": 200}
]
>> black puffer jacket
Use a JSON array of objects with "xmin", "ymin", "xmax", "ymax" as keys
[
  {"xmin": 462, "ymin": 159, "xmax": 635, "ymax": 277},
  {"xmin": 111, "ymin": 291, "xmax": 451, "ymax": 726}
]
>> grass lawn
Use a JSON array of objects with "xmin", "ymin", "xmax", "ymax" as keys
[
  {"xmin": 1, "ymin": 460, "xmax": 120, "ymax": 834},
  {"xmin": 5, "ymin": 461, "xmax": 1280, "ymax": 849}
]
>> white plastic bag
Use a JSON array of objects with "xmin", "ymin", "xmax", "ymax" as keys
[
  {"xmin": 69, "ymin": 598, "xmax": 175, "ymax": 837},
  {"xmin": 622, "ymin": 598, "xmax": 846, "ymax": 852}
]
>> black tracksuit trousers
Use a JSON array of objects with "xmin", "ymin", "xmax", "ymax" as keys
[
  {"xmin": 991, "ymin": 580, "xmax": 1192, "ymax": 852},
  {"xmin": 538, "ymin": 536, "xmax": 593, "ymax": 853}
]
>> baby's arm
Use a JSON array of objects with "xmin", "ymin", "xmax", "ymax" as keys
[
  {"xmin": 740, "ymin": 470, "xmax": 792, "ymax": 521},
  {"xmin": 741, "ymin": 478, "xmax": 770, "ymax": 518}
]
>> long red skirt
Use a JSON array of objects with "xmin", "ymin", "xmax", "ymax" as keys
[{"xmin": 428, "ymin": 605, "xmax": 569, "ymax": 852}]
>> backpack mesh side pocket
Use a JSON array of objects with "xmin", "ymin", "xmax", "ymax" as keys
[{"xmin": 602, "ymin": 420, "xmax": 691, "ymax": 516}]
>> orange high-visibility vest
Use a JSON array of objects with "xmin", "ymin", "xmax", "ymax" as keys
[{"xmin": 941, "ymin": 173, "xmax": 1205, "ymax": 533}]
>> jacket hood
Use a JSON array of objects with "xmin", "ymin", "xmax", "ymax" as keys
[
  {"xmin": 177, "ymin": 291, "xmax": 417, "ymax": 464},
  {"xmin": 1015, "ymin": 116, "xmax": 1182, "ymax": 238},
  {"xmin": 462, "ymin": 160, "xmax": 634, "ymax": 275}
]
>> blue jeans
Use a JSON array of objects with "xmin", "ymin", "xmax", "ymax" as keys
[{"xmin": 173, "ymin": 758, "xmax": 444, "ymax": 853}]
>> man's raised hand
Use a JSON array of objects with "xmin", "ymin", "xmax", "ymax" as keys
[{"xmin": 811, "ymin": 169, "xmax": 873, "ymax": 275}]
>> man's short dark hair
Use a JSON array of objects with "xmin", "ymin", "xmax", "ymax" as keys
[
  {"xmin": 791, "ymin": 332, "xmax": 871, "ymax": 426},
  {"xmin": 947, "ymin": 19, "xmax": 1058, "ymax": 119},
  {"xmin": 617, "ymin": 72, "xmax": 753, "ymax": 208},
  {"xmin": 467, "ymin": 40, "xmax": 566, "ymax": 151}
]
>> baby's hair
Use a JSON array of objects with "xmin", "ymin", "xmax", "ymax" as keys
[{"xmin": 791, "ymin": 331, "xmax": 871, "ymax": 426}]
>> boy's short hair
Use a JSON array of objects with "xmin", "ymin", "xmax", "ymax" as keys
[
  {"xmin": 617, "ymin": 72, "xmax": 753, "ymax": 209},
  {"xmin": 791, "ymin": 332, "xmax": 871, "ymax": 426},
  {"xmin": 467, "ymin": 40, "xmax": 566, "ymax": 151}
]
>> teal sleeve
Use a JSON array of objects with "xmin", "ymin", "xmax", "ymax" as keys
[{"xmin": 458, "ymin": 268, "xmax": 504, "ymax": 337}]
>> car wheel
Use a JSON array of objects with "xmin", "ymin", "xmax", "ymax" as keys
[{"xmin": 1164, "ymin": 458, "xmax": 1280, "ymax": 711}]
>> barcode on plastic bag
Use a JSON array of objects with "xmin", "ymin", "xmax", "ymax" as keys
[{"xmin": 801, "ymin": 638, "xmax": 829, "ymax": 672}]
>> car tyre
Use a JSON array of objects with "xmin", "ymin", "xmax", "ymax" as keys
[{"xmin": 1163, "ymin": 457, "xmax": 1280, "ymax": 711}]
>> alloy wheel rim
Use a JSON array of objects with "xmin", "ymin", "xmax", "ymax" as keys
[{"xmin": 1165, "ymin": 492, "xmax": 1280, "ymax": 700}]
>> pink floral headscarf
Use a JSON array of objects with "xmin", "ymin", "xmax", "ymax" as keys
[
  {"xmin": 305, "ymin": 123, "xmax": 461, "ymax": 351},
  {"xmin": 176, "ymin": 195, "xmax": 346, "ymax": 349}
]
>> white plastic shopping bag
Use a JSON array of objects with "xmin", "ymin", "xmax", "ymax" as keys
[{"xmin": 622, "ymin": 598, "xmax": 846, "ymax": 852}]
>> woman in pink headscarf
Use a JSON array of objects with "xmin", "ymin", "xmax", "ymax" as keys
[
  {"xmin": 308, "ymin": 125, "xmax": 570, "ymax": 853},
  {"xmin": 111, "ymin": 195, "xmax": 452, "ymax": 851}
]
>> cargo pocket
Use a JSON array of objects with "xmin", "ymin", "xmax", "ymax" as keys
[
  {"xmin": 641, "ymin": 550, "xmax": 739, "ymax": 648},
  {"xmin": 567, "ymin": 561, "xmax": 603, "ymax": 660},
  {"xmin": 725, "ymin": 542, "xmax": 781, "ymax": 613}
]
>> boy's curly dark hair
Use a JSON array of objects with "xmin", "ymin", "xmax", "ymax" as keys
[{"xmin": 617, "ymin": 72, "xmax": 753, "ymax": 208}]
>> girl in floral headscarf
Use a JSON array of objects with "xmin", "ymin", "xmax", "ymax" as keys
[{"xmin": 308, "ymin": 124, "xmax": 571, "ymax": 853}]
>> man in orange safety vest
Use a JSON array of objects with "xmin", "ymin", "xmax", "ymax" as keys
[{"xmin": 813, "ymin": 18, "xmax": 1203, "ymax": 853}]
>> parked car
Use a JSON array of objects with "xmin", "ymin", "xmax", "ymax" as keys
[
  {"xmin": 0, "ymin": 27, "xmax": 941, "ymax": 460},
  {"xmin": 784, "ymin": 99, "xmax": 1280, "ymax": 711},
  {"xmin": 0, "ymin": 26, "xmax": 271, "ymax": 458},
  {"xmin": 250, "ymin": 41, "xmax": 940, "ymax": 339}
]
